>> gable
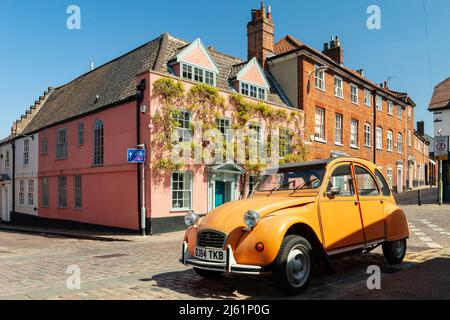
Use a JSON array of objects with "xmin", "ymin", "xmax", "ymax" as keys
[
  {"xmin": 236, "ymin": 58, "xmax": 269, "ymax": 89},
  {"xmin": 174, "ymin": 38, "xmax": 219, "ymax": 73}
]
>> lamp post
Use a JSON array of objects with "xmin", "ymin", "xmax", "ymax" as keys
[{"xmin": 137, "ymin": 143, "xmax": 146, "ymax": 236}]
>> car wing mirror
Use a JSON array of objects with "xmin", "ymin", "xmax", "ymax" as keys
[{"xmin": 326, "ymin": 187, "xmax": 341, "ymax": 198}]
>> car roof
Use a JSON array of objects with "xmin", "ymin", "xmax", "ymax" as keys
[{"xmin": 264, "ymin": 157, "xmax": 377, "ymax": 173}]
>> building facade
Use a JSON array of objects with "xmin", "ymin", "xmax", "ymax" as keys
[
  {"xmin": 0, "ymin": 3, "xmax": 432, "ymax": 232},
  {"xmin": 429, "ymin": 77, "xmax": 450, "ymax": 202},
  {"xmin": 0, "ymin": 138, "xmax": 13, "ymax": 222}
]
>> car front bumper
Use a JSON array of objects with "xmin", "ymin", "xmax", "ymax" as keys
[{"xmin": 180, "ymin": 241, "xmax": 262, "ymax": 275}]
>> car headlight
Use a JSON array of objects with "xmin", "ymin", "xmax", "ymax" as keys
[
  {"xmin": 184, "ymin": 211, "xmax": 199, "ymax": 226},
  {"xmin": 244, "ymin": 210, "xmax": 260, "ymax": 229}
]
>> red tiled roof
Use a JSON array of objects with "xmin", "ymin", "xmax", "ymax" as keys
[{"xmin": 429, "ymin": 77, "xmax": 450, "ymax": 111}]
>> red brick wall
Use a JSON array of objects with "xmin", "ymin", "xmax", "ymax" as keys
[{"xmin": 297, "ymin": 56, "xmax": 422, "ymax": 191}]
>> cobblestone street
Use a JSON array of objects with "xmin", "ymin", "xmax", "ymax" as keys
[{"xmin": 0, "ymin": 191, "xmax": 449, "ymax": 300}]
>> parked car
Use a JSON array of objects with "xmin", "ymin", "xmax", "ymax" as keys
[{"xmin": 180, "ymin": 158, "xmax": 410, "ymax": 294}]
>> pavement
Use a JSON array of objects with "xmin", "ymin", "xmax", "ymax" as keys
[{"xmin": 0, "ymin": 188, "xmax": 448, "ymax": 300}]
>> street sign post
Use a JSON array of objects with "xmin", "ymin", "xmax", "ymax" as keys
[
  {"xmin": 128, "ymin": 148, "xmax": 147, "ymax": 235},
  {"xmin": 435, "ymin": 136, "xmax": 448, "ymax": 206}
]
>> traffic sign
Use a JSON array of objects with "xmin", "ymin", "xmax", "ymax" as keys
[
  {"xmin": 127, "ymin": 149, "xmax": 146, "ymax": 163},
  {"xmin": 435, "ymin": 136, "xmax": 449, "ymax": 161}
]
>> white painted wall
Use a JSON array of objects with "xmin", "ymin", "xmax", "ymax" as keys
[
  {"xmin": 0, "ymin": 141, "xmax": 13, "ymax": 221},
  {"xmin": 14, "ymin": 134, "xmax": 39, "ymax": 216},
  {"xmin": 434, "ymin": 109, "xmax": 450, "ymax": 137}
]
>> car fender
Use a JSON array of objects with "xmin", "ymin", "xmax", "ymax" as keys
[
  {"xmin": 233, "ymin": 207, "xmax": 322, "ymax": 266},
  {"xmin": 384, "ymin": 202, "xmax": 410, "ymax": 242}
]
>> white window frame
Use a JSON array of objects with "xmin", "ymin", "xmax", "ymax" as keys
[
  {"xmin": 364, "ymin": 123, "xmax": 371, "ymax": 147},
  {"xmin": 315, "ymin": 108, "xmax": 326, "ymax": 142},
  {"xmin": 334, "ymin": 76, "xmax": 344, "ymax": 99},
  {"xmin": 23, "ymin": 139, "xmax": 30, "ymax": 166},
  {"xmin": 174, "ymin": 110, "xmax": 192, "ymax": 143},
  {"xmin": 58, "ymin": 176, "xmax": 67, "ymax": 208},
  {"xmin": 74, "ymin": 175, "xmax": 82, "ymax": 209},
  {"xmin": 180, "ymin": 62, "xmax": 216, "ymax": 87},
  {"xmin": 239, "ymin": 81, "xmax": 267, "ymax": 101},
  {"xmin": 387, "ymin": 168, "xmax": 393, "ymax": 189},
  {"xmin": 397, "ymin": 106, "xmax": 403, "ymax": 119},
  {"xmin": 387, "ymin": 130, "xmax": 393, "ymax": 152},
  {"xmin": 350, "ymin": 84, "xmax": 359, "ymax": 105},
  {"xmin": 408, "ymin": 130, "xmax": 412, "ymax": 147},
  {"xmin": 171, "ymin": 171, "xmax": 193, "ymax": 211},
  {"xmin": 314, "ymin": 65, "xmax": 326, "ymax": 91},
  {"xmin": 19, "ymin": 180, "xmax": 25, "ymax": 205},
  {"xmin": 376, "ymin": 95, "xmax": 383, "ymax": 111},
  {"xmin": 27, "ymin": 180, "xmax": 34, "ymax": 206},
  {"xmin": 350, "ymin": 119, "xmax": 359, "ymax": 148},
  {"xmin": 56, "ymin": 128, "xmax": 68, "ymax": 160},
  {"xmin": 397, "ymin": 133, "xmax": 403, "ymax": 154},
  {"xmin": 248, "ymin": 123, "xmax": 263, "ymax": 157},
  {"xmin": 42, "ymin": 177, "xmax": 49, "ymax": 208},
  {"xmin": 364, "ymin": 89, "xmax": 372, "ymax": 107},
  {"xmin": 335, "ymin": 114, "xmax": 343, "ymax": 145},
  {"xmin": 387, "ymin": 101, "xmax": 393, "ymax": 115},
  {"xmin": 376, "ymin": 127, "xmax": 383, "ymax": 150}
]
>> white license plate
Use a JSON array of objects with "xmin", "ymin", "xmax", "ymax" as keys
[{"xmin": 195, "ymin": 247, "xmax": 226, "ymax": 262}]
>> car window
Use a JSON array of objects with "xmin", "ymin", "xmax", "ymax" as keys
[
  {"xmin": 354, "ymin": 166, "xmax": 380, "ymax": 197},
  {"xmin": 375, "ymin": 169, "xmax": 391, "ymax": 197},
  {"xmin": 326, "ymin": 164, "xmax": 355, "ymax": 197}
]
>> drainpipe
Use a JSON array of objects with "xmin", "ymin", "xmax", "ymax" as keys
[
  {"xmin": 372, "ymin": 90, "xmax": 377, "ymax": 164},
  {"xmin": 136, "ymin": 79, "xmax": 146, "ymax": 236}
]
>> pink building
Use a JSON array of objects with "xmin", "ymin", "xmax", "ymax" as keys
[{"xmin": 16, "ymin": 19, "xmax": 303, "ymax": 233}]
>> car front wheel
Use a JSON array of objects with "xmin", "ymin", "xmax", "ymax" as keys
[
  {"xmin": 273, "ymin": 235, "xmax": 312, "ymax": 295},
  {"xmin": 382, "ymin": 238, "xmax": 407, "ymax": 264}
]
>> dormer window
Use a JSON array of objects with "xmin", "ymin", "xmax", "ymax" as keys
[
  {"xmin": 181, "ymin": 63, "xmax": 216, "ymax": 86},
  {"xmin": 171, "ymin": 38, "xmax": 220, "ymax": 87},
  {"xmin": 240, "ymin": 82, "xmax": 267, "ymax": 101}
]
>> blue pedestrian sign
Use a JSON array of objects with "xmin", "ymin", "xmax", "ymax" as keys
[{"xmin": 127, "ymin": 149, "xmax": 146, "ymax": 163}]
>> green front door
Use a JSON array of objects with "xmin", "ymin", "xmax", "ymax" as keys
[{"xmin": 215, "ymin": 181, "xmax": 225, "ymax": 208}]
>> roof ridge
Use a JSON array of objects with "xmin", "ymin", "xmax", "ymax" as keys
[
  {"xmin": 55, "ymin": 34, "xmax": 165, "ymax": 90},
  {"xmin": 435, "ymin": 77, "xmax": 450, "ymax": 89}
]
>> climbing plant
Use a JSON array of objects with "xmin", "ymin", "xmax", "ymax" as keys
[{"xmin": 151, "ymin": 77, "xmax": 309, "ymax": 175}]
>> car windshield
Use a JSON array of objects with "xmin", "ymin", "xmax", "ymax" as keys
[{"xmin": 257, "ymin": 166, "xmax": 326, "ymax": 192}]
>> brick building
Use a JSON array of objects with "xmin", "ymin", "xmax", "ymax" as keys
[{"xmin": 0, "ymin": 2, "xmax": 432, "ymax": 233}]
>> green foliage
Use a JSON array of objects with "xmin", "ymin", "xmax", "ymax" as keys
[{"xmin": 152, "ymin": 78, "xmax": 185, "ymax": 102}]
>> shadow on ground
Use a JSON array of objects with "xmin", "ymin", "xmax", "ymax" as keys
[{"xmin": 146, "ymin": 253, "xmax": 417, "ymax": 300}]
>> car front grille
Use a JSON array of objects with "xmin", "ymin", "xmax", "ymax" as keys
[{"xmin": 197, "ymin": 230, "xmax": 226, "ymax": 249}]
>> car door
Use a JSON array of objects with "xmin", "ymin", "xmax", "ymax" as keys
[
  {"xmin": 353, "ymin": 164, "xmax": 385, "ymax": 243},
  {"xmin": 319, "ymin": 162, "xmax": 365, "ymax": 251}
]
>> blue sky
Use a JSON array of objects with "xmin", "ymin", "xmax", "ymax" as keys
[{"xmin": 1, "ymin": 0, "xmax": 449, "ymax": 138}]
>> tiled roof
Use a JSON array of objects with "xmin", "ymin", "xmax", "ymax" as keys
[
  {"xmin": 429, "ymin": 77, "xmax": 450, "ymax": 111},
  {"xmin": 0, "ymin": 135, "xmax": 13, "ymax": 146},
  {"xmin": 274, "ymin": 35, "xmax": 303, "ymax": 55},
  {"xmin": 20, "ymin": 33, "xmax": 290, "ymax": 135}
]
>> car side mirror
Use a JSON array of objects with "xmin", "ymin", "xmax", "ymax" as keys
[{"xmin": 326, "ymin": 187, "xmax": 341, "ymax": 198}]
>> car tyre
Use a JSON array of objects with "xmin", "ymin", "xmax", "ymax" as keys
[
  {"xmin": 273, "ymin": 235, "xmax": 312, "ymax": 295},
  {"xmin": 193, "ymin": 267, "xmax": 223, "ymax": 279},
  {"xmin": 382, "ymin": 238, "xmax": 407, "ymax": 264}
]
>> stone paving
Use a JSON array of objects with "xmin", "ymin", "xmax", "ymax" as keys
[{"xmin": 0, "ymin": 200, "xmax": 449, "ymax": 300}]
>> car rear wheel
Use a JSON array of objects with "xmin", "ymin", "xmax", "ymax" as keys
[
  {"xmin": 273, "ymin": 235, "xmax": 312, "ymax": 295},
  {"xmin": 382, "ymin": 238, "xmax": 407, "ymax": 264},
  {"xmin": 193, "ymin": 267, "xmax": 223, "ymax": 279}
]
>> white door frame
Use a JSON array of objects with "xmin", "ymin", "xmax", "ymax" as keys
[{"xmin": 397, "ymin": 165, "xmax": 403, "ymax": 193}]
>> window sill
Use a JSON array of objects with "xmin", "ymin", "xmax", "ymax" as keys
[
  {"xmin": 351, "ymin": 102, "xmax": 359, "ymax": 106},
  {"xmin": 335, "ymin": 95, "xmax": 344, "ymax": 100},
  {"xmin": 388, "ymin": 113, "xmax": 394, "ymax": 117},
  {"xmin": 314, "ymin": 138, "xmax": 327, "ymax": 144},
  {"xmin": 350, "ymin": 145, "xmax": 360, "ymax": 150},
  {"xmin": 365, "ymin": 104, "xmax": 372, "ymax": 107},
  {"xmin": 364, "ymin": 144, "xmax": 372, "ymax": 148},
  {"xmin": 335, "ymin": 142, "xmax": 344, "ymax": 147},
  {"xmin": 376, "ymin": 147, "xmax": 383, "ymax": 151},
  {"xmin": 170, "ymin": 209, "xmax": 192, "ymax": 213},
  {"xmin": 315, "ymin": 86, "xmax": 326, "ymax": 93}
]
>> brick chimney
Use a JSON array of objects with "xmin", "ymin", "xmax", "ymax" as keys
[
  {"xmin": 247, "ymin": 1, "xmax": 274, "ymax": 67},
  {"xmin": 417, "ymin": 121, "xmax": 425, "ymax": 136},
  {"xmin": 323, "ymin": 36, "xmax": 344, "ymax": 65}
]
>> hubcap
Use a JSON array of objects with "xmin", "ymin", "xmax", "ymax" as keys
[
  {"xmin": 286, "ymin": 245, "xmax": 310, "ymax": 288},
  {"xmin": 393, "ymin": 240, "xmax": 405, "ymax": 257}
]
